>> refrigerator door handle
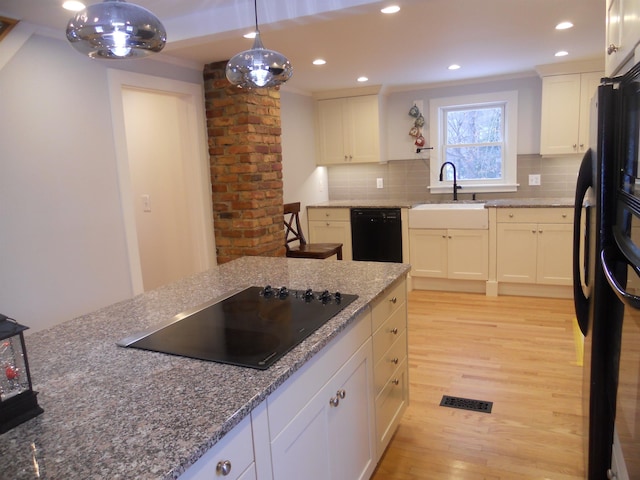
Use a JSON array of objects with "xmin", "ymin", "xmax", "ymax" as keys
[
  {"xmin": 601, "ymin": 247, "xmax": 640, "ymax": 309},
  {"xmin": 573, "ymin": 150, "xmax": 594, "ymax": 334}
]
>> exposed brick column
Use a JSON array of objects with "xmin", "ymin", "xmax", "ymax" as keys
[{"xmin": 203, "ymin": 61, "xmax": 285, "ymax": 264}]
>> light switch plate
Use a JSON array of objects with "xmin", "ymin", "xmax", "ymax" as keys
[
  {"xmin": 376, "ymin": 178, "xmax": 384, "ymax": 189},
  {"xmin": 528, "ymin": 174, "xmax": 541, "ymax": 186}
]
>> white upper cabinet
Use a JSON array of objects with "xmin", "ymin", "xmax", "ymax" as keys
[
  {"xmin": 315, "ymin": 93, "xmax": 385, "ymax": 165},
  {"xmin": 539, "ymin": 72, "xmax": 602, "ymax": 155},
  {"xmin": 606, "ymin": 0, "xmax": 640, "ymax": 76}
]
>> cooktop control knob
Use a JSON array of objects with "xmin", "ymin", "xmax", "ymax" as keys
[
  {"xmin": 262, "ymin": 285, "xmax": 274, "ymax": 298},
  {"xmin": 319, "ymin": 290, "xmax": 331, "ymax": 303},
  {"xmin": 334, "ymin": 292, "xmax": 342, "ymax": 303},
  {"xmin": 304, "ymin": 288, "xmax": 314, "ymax": 301},
  {"xmin": 278, "ymin": 286, "xmax": 289, "ymax": 298}
]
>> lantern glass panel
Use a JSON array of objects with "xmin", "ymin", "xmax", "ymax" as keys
[{"xmin": 1, "ymin": 335, "xmax": 30, "ymax": 401}]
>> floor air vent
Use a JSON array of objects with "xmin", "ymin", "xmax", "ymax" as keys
[{"xmin": 440, "ymin": 395, "xmax": 493, "ymax": 413}]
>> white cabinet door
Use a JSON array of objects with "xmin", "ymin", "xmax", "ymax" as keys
[
  {"xmin": 347, "ymin": 95, "xmax": 381, "ymax": 164},
  {"xmin": 316, "ymin": 95, "xmax": 381, "ymax": 165},
  {"xmin": 606, "ymin": 0, "xmax": 640, "ymax": 76},
  {"xmin": 540, "ymin": 72, "xmax": 602, "ymax": 155},
  {"xmin": 540, "ymin": 74, "xmax": 581, "ymax": 155},
  {"xmin": 536, "ymin": 223, "xmax": 573, "ymax": 285},
  {"xmin": 447, "ymin": 229, "xmax": 489, "ymax": 280},
  {"xmin": 409, "ymin": 229, "xmax": 448, "ymax": 278},
  {"xmin": 270, "ymin": 339, "xmax": 375, "ymax": 480},
  {"xmin": 317, "ymin": 98, "xmax": 348, "ymax": 165},
  {"xmin": 497, "ymin": 223, "xmax": 538, "ymax": 283}
]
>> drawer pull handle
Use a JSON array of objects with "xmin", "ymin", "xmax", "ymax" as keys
[
  {"xmin": 391, "ymin": 357, "xmax": 399, "ymax": 364},
  {"xmin": 389, "ymin": 296, "xmax": 397, "ymax": 304},
  {"xmin": 216, "ymin": 460, "xmax": 232, "ymax": 476},
  {"xmin": 390, "ymin": 327, "xmax": 398, "ymax": 335},
  {"xmin": 392, "ymin": 379, "xmax": 400, "ymax": 386}
]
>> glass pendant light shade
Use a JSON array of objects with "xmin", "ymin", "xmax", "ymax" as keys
[
  {"xmin": 66, "ymin": 0, "xmax": 166, "ymax": 59},
  {"xmin": 225, "ymin": 0, "xmax": 293, "ymax": 88},
  {"xmin": 226, "ymin": 32, "xmax": 293, "ymax": 88}
]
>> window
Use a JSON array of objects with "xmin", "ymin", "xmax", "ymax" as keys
[{"xmin": 429, "ymin": 91, "xmax": 518, "ymax": 194}]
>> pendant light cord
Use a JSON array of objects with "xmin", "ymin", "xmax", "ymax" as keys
[{"xmin": 254, "ymin": 0, "xmax": 259, "ymax": 33}]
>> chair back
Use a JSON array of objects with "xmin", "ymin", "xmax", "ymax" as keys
[{"xmin": 284, "ymin": 202, "xmax": 307, "ymax": 251}]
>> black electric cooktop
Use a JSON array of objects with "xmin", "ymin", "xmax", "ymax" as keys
[{"xmin": 117, "ymin": 286, "xmax": 358, "ymax": 370}]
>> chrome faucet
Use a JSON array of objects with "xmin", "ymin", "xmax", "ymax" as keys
[{"xmin": 439, "ymin": 161, "xmax": 461, "ymax": 201}]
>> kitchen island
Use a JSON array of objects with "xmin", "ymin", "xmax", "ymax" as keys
[{"xmin": 0, "ymin": 256, "xmax": 410, "ymax": 480}]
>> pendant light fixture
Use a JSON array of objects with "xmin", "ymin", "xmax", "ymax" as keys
[
  {"xmin": 66, "ymin": 0, "xmax": 166, "ymax": 59},
  {"xmin": 225, "ymin": 0, "xmax": 293, "ymax": 88}
]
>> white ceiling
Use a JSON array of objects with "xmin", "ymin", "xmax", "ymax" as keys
[{"xmin": 0, "ymin": 0, "xmax": 605, "ymax": 94}]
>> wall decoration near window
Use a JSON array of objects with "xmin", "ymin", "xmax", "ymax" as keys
[
  {"xmin": 0, "ymin": 16, "xmax": 18, "ymax": 43},
  {"xmin": 408, "ymin": 101, "xmax": 432, "ymax": 154}
]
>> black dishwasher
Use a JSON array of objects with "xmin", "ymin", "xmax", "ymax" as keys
[{"xmin": 351, "ymin": 208, "xmax": 403, "ymax": 263}]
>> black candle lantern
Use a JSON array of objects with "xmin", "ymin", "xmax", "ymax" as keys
[{"xmin": 0, "ymin": 314, "xmax": 43, "ymax": 433}]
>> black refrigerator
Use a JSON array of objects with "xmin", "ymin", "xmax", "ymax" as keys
[{"xmin": 574, "ymin": 61, "xmax": 640, "ymax": 480}]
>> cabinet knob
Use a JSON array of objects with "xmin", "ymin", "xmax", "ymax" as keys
[
  {"xmin": 509, "ymin": 213, "xmax": 514, "ymax": 218},
  {"xmin": 607, "ymin": 469, "xmax": 618, "ymax": 479},
  {"xmin": 531, "ymin": 230, "xmax": 536, "ymax": 234},
  {"xmin": 337, "ymin": 388, "xmax": 346, "ymax": 399},
  {"xmin": 539, "ymin": 229, "xmax": 543, "ymax": 234},
  {"xmin": 391, "ymin": 357, "xmax": 399, "ymax": 365},
  {"xmin": 216, "ymin": 460, "xmax": 232, "ymax": 476},
  {"xmin": 573, "ymin": 143, "xmax": 577, "ymax": 149},
  {"xmin": 392, "ymin": 379, "xmax": 400, "ymax": 386},
  {"xmin": 389, "ymin": 296, "xmax": 397, "ymax": 304},
  {"xmin": 562, "ymin": 214, "xmax": 567, "ymax": 218},
  {"xmin": 607, "ymin": 43, "xmax": 620, "ymax": 55},
  {"xmin": 390, "ymin": 327, "xmax": 398, "ymax": 335},
  {"xmin": 329, "ymin": 396, "xmax": 340, "ymax": 407}
]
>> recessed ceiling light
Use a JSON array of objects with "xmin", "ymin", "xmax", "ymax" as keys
[
  {"xmin": 555, "ymin": 50, "xmax": 569, "ymax": 57},
  {"xmin": 313, "ymin": 59, "xmax": 327, "ymax": 65},
  {"xmin": 381, "ymin": 5, "xmax": 401, "ymax": 14},
  {"xmin": 62, "ymin": 1, "xmax": 85, "ymax": 11},
  {"xmin": 555, "ymin": 21, "xmax": 574, "ymax": 30},
  {"xmin": 357, "ymin": 76, "xmax": 369, "ymax": 82},
  {"xmin": 243, "ymin": 31, "xmax": 257, "ymax": 39},
  {"xmin": 448, "ymin": 64, "xmax": 461, "ymax": 70}
]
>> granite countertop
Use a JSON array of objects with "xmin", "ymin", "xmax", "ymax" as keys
[
  {"xmin": 308, "ymin": 199, "xmax": 416, "ymax": 208},
  {"xmin": 483, "ymin": 197, "xmax": 574, "ymax": 208},
  {"xmin": 0, "ymin": 256, "xmax": 410, "ymax": 480},
  {"xmin": 310, "ymin": 197, "xmax": 575, "ymax": 209}
]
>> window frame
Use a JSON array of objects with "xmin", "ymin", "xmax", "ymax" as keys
[{"xmin": 429, "ymin": 91, "xmax": 518, "ymax": 194}]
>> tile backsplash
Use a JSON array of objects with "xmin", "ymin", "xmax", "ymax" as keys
[{"xmin": 327, "ymin": 154, "xmax": 581, "ymax": 202}]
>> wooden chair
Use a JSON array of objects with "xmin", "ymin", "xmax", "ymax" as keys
[{"xmin": 284, "ymin": 202, "xmax": 343, "ymax": 260}]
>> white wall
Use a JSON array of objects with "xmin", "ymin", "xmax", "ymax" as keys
[
  {"xmin": 386, "ymin": 75, "xmax": 542, "ymax": 161},
  {"xmin": 0, "ymin": 30, "xmax": 205, "ymax": 332},
  {"xmin": 280, "ymin": 90, "xmax": 328, "ymax": 234}
]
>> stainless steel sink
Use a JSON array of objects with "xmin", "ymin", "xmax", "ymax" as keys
[{"xmin": 409, "ymin": 203, "xmax": 488, "ymax": 229}]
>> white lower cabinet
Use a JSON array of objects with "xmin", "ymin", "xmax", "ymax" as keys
[
  {"xmin": 409, "ymin": 229, "xmax": 488, "ymax": 280},
  {"xmin": 496, "ymin": 208, "xmax": 573, "ymax": 285},
  {"xmin": 270, "ymin": 339, "xmax": 375, "ymax": 480},
  {"xmin": 308, "ymin": 207, "xmax": 353, "ymax": 260}
]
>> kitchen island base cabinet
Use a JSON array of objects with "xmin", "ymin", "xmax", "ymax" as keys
[{"xmin": 269, "ymin": 339, "xmax": 375, "ymax": 480}]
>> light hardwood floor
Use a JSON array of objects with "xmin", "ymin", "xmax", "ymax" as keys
[{"xmin": 372, "ymin": 290, "xmax": 585, "ymax": 480}]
